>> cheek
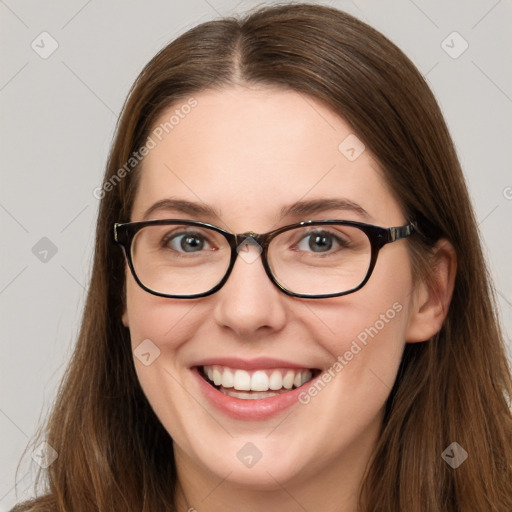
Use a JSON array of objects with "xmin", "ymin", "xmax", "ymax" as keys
[
  {"xmin": 291, "ymin": 297, "xmax": 409, "ymax": 462},
  {"xmin": 305, "ymin": 298, "xmax": 407, "ymax": 387},
  {"xmin": 302, "ymin": 252, "xmax": 413, "ymax": 401},
  {"xmin": 124, "ymin": 276, "xmax": 198, "ymax": 350},
  {"xmin": 124, "ymin": 280, "xmax": 203, "ymax": 443}
]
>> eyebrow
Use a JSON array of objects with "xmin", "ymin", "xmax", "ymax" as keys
[
  {"xmin": 279, "ymin": 198, "xmax": 371, "ymax": 221},
  {"xmin": 142, "ymin": 197, "xmax": 371, "ymax": 222},
  {"xmin": 142, "ymin": 198, "xmax": 220, "ymax": 221}
]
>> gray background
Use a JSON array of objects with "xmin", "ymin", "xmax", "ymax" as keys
[{"xmin": 1, "ymin": 0, "xmax": 511, "ymax": 508}]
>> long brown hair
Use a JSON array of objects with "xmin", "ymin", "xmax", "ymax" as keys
[{"xmin": 13, "ymin": 4, "xmax": 512, "ymax": 511}]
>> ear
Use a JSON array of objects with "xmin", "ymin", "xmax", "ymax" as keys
[{"xmin": 405, "ymin": 239, "xmax": 457, "ymax": 343}]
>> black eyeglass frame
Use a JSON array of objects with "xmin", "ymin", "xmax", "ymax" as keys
[{"xmin": 114, "ymin": 219, "xmax": 415, "ymax": 299}]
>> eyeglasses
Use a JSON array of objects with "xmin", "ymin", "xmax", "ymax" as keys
[{"xmin": 113, "ymin": 219, "xmax": 415, "ymax": 299}]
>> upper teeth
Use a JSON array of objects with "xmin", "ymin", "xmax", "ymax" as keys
[{"xmin": 203, "ymin": 365, "xmax": 313, "ymax": 392}]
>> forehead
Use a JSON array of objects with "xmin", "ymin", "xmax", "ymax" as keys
[{"xmin": 131, "ymin": 86, "xmax": 403, "ymax": 229}]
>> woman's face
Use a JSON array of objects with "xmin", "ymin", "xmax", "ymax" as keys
[{"xmin": 122, "ymin": 86, "xmax": 419, "ymax": 491}]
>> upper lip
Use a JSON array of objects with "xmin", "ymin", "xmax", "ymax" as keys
[{"xmin": 191, "ymin": 357, "xmax": 316, "ymax": 371}]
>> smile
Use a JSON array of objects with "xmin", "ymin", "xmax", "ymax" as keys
[{"xmin": 200, "ymin": 365, "xmax": 319, "ymax": 400}]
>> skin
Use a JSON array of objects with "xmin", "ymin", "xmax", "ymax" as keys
[{"xmin": 122, "ymin": 85, "xmax": 456, "ymax": 512}]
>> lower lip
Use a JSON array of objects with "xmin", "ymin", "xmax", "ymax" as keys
[{"xmin": 191, "ymin": 367, "xmax": 312, "ymax": 421}]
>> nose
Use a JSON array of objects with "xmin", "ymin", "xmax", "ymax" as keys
[{"xmin": 212, "ymin": 242, "xmax": 287, "ymax": 338}]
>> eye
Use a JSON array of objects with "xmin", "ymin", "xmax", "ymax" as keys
[
  {"xmin": 163, "ymin": 231, "xmax": 212, "ymax": 253},
  {"xmin": 296, "ymin": 230, "xmax": 348, "ymax": 253}
]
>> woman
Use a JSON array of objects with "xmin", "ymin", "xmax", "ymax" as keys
[{"xmin": 13, "ymin": 3, "xmax": 512, "ymax": 511}]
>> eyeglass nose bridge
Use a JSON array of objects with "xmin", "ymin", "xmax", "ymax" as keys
[
  {"xmin": 233, "ymin": 232, "xmax": 267, "ymax": 263},
  {"xmin": 234, "ymin": 231, "xmax": 267, "ymax": 249}
]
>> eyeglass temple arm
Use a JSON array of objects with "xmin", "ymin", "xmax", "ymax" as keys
[{"xmin": 387, "ymin": 222, "xmax": 416, "ymax": 242}]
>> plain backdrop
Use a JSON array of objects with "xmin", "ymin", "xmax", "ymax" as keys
[{"xmin": 1, "ymin": 0, "xmax": 511, "ymax": 509}]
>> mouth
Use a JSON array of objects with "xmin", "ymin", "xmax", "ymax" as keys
[{"xmin": 197, "ymin": 365, "xmax": 321, "ymax": 400}]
